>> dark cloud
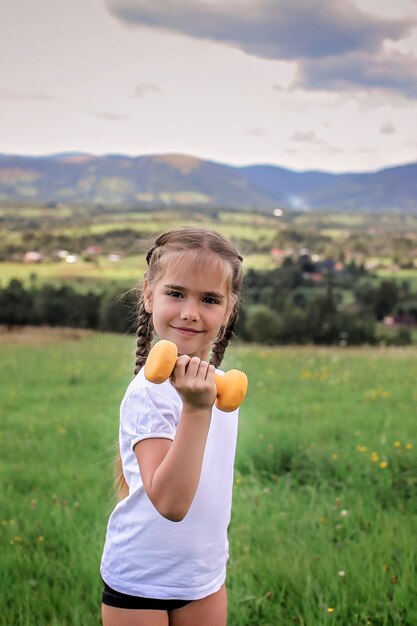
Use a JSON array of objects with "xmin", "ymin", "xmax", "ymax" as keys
[
  {"xmin": 105, "ymin": 0, "xmax": 409, "ymax": 59},
  {"xmin": 105, "ymin": 0, "xmax": 417, "ymax": 98},
  {"xmin": 296, "ymin": 50, "xmax": 417, "ymax": 98},
  {"xmin": 106, "ymin": 0, "xmax": 410, "ymax": 59}
]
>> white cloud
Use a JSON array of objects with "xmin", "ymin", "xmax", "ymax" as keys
[
  {"xmin": 380, "ymin": 121, "xmax": 396, "ymax": 134},
  {"xmin": 131, "ymin": 82, "xmax": 161, "ymax": 97},
  {"xmin": 90, "ymin": 111, "xmax": 132, "ymax": 121},
  {"xmin": 0, "ymin": 88, "xmax": 57, "ymax": 102}
]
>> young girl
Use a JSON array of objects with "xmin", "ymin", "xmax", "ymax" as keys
[{"xmin": 100, "ymin": 227, "xmax": 244, "ymax": 626}]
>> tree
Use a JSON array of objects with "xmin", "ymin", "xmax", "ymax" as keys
[{"xmin": 245, "ymin": 305, "xmax": 282, "ymax": 344}]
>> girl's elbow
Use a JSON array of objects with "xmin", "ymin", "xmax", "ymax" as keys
[
  {"xmin": 156, "ymin": 498, "xmax": 191, "ymax": 522},
  {"xmin": 162, "ymin": 510, "xmax": 186, "ymax": 523}
]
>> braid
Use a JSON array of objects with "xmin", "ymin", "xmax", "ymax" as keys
[
  {"xmin": 134, "ymin": 295, "xmax": 154, "ymax": 375},
  {"xmin": 210, "ymin": 308, "xmax": 238, "ymax": 369}
]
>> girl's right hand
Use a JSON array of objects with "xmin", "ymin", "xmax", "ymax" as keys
[{"xmin": 170, "ymin": 355, "xmax": 217, "ymax": 411}]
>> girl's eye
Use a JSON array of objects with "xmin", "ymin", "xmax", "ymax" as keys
[
  {"xmin": 203, "ymin": 297, "xmax": 220, "ymax": 305},
  {"xmin": 166, "ymin": 291, "xmax": 183, "ymax": 298}
]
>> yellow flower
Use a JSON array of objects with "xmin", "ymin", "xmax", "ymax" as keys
[
  {"xmin": 327, "ymin": 607, "xmax": 335, "ymax": 613},
  {"xmin": 405, "ymin": 443, "xmax": 413, "ymax": 450},
  {"xmin": 371, "ymin": 451, "xmax": 379, "ymax": 463},
  {"xmin": 394, "ymin": 441, "xmax": 402, "ymax": 448},
  {"xmin": 332, "ymin": 453, "xmax": 338, "ymax": 460},
  {"xmin": 37, "ymin": 536, "xmax": 45, "ymax": 542},
  {"xmin": 356, "ymin": 445, "xmax": 368, "ymax": 453},
  {"xmin": 10, "ymin": 536, "xmax": 23, "ymax": 545},
  {"xmin": 379, "ymin": 461, "xmax": 389, "ymax": 469}
]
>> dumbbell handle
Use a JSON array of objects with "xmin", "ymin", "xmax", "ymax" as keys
[{"xmin": 144, "ymin": 340, "xmax": 248, "ymax": 412}]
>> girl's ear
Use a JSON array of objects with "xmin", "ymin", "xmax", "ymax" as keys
[{"xmin": 143, "ymin": 280, "xmax": 153, "ymax": 314}]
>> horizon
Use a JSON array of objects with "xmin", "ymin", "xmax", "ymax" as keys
[{"xmin": 1, "ymin": 149, "xmax": 416, "ymax": 177}]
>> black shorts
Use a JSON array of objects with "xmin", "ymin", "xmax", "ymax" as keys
[{"xmin": 102, "ymin": 580, "xmax": 192, "ymax": 611}]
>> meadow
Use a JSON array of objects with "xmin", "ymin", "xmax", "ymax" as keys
[{"xmin": 1, "ymin": 328, "xmax": 416, "ymax": 625}]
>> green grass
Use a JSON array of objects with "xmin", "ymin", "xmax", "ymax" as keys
[
  {"xmin": 0, "ymin": 257, "xmax": 147, "ymax": 289},
  {"xmin": 1, "ymin": 331, "xmax": 416, "ymax": 625}
]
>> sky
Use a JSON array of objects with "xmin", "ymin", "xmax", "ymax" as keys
[{"xmin": 1, "ymin": 0, "xmax": 417, "ymax": 173}]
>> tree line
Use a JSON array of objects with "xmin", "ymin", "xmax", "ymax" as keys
[{"xmin": 1, "ymin": 261, "xmax": 416, "ymax": 346}]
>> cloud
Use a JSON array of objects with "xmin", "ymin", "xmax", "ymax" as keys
[
  {"xmin": 0, "ymin": 88, "xmax": 57, "ymax": 102},
  {"xmin": 246, "ymin": 126, "xmax": 265, "ymax": 136},
  {"xmin": 131, "ymin": 82, "xmax": 161, "ymax": 97},
  {"xmin": 91, "ymin": 111, "xmax": 131, "ymax": 121},
  {"xmin": 296, "ymin": 50, "xmax": 417, "ymax": 98},
  {"xmin": 105, "ymin": 0, "xmax": 410, "ymax": 59},
  {"xmin": 290, "ymin": 131, "xmax": 324, "ymax": 145},
  {"xmin": 380, "ymin": 121, "xmax": 397, "ymax": 134},
  {"xmin": 105, "ymin": 0, "xmax": 417, "ymax": 97}
]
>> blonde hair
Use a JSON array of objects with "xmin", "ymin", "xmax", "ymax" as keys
[{"xmin": 116, "ymin": 227, "xmax": 244, "ymax": 500}]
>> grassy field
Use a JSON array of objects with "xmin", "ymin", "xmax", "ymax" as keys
[
  {"xmin": 0, "ymin": 252, "xmax": 277, "ymax": 290},
  {"xmin": 1, "ymin": 329, "xmax": 416, "ymax": 625}
]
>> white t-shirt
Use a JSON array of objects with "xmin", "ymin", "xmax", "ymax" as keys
[{"xmin": 100, "ymin": 367, "xmax": 239, "ymax": 600}]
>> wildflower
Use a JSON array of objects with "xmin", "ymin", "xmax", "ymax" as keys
[
  {"xmin": 356, "ymin": 445, "xmax": 368, "ymax": 453},
  {"xmin": 327, "ymin": 607, "xmax": 335, "ymax": 613},
  {"xmin": 10, "ymin": 536, "xmax": 23, "ymax": 545},
  {"xmin": 340, "ymin": 510, "xmax": 349, "ymax": 517},
  {"xmin": 371, "ymin": 451, "xmax": 379, "ymax": 463},
  {"xmin": 394, "ymin": 441, "xmax": 402, "ymax": 448},
  {"xmin": 338, "ymin": 570, "xmax": 345, "ymax": 577},
  {"xmin": 405, "ymin": 443, "xmax": 413, "ymax": 450},
  {"xmin": 331, "ymin": 453, "xmax": 338, "ymax": 460},
  {"xmin": 379, "ymin": 461, "xmax": 389, "ymax": 469},
  {"xmin": 37, "ymin": 536, "xmax": 45, "ymax": 542}
]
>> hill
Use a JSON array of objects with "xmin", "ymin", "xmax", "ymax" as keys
[{"xmin": 0, "ymin": 152, "xmax": 416, "ymax": 213}]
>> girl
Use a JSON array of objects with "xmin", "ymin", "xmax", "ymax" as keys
[{"xmin": 100, "ymin": 228, "xmax": 244, "ymax": 626}]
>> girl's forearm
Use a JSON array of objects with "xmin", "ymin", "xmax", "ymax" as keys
[{"xmin": 148, "ymin": 407, "xmax": 211, "ymax": 522}]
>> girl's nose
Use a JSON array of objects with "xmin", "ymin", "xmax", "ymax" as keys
[{"xmin": 180, "ymin": 304, "xmax": 199, "ymax": 321}]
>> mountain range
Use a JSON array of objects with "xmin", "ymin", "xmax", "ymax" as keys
[{"xmin": 0, "ymin": 152, "xmax": 416, "ymax": 213}]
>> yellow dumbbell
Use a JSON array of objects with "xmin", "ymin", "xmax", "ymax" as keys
[{"xmin": 144, "ymin": 339, "xmax": 248, "ymax": 412}]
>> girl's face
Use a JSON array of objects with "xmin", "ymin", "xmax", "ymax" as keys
[{"xmin": 144, "ymin": 254, "xmax": 233, "ymax": 360}]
